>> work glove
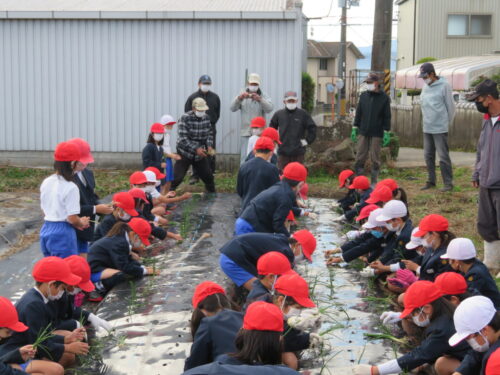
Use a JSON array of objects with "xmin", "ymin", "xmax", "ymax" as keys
[
  {"xmin": 380, "ymin": 311, "xmax": 402, "ymax": 325},
  {"xmin": 308, "ymin": 212, "xmax": 318, "ymax": 220},
  {"xmin": 88, "ymin": 313, "xmax": 112, "ymax": 332},
  {"xmin": 345, "ymin": 230, "xmax": 362, "ymax": 241},
  {"xmin": 350, "ymin": 127, "xmax": 359, "ymax": 142},
  {"xmin": 382, "ymin": 131, "xmax": 391, "ymax": 147},
  {"xmin": 300, "ymin": 139, "xmax": 308, "ymax": 147},
  {"xmin": 288, "ymin": 308, "xmax": 322, "ymax": 332},
  {"xmin": 308, "ymin": 333, "xmax": 325, "ymax": 349},
  {"xmin": 352, "ymin": 364, "xmax": 373, "ymax": 375},
  {"xmin": 360, "ymin": 267, "xmax": 375, "ymax": 278},
  {"xmin": 333, "ymin": 214, "xmax": 346, "ymax": 222}
]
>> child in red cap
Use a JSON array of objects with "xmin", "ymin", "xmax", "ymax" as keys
[
  {"xmin": 142, "ymin": 123, "xmax": 166, "ymax": 191},
  {"xmin": 244, "ymin": 127, "xmax": 280, "ymax": 166},
  {"xmin": 158, "ymin": 114, "xmax": 180, "ymax": 194},
  {"xmin": 246, "ymin": 116, "xmax": 266, "ymax": 155},
  {"xmin": 336, "ymin": 175, "xmax": 373, "ymax": 223},
  {"xmin": 185, "ymin": 282, "xmax": 242, "ymax": 371},
  {"xmin": 39, "ymin": 142, "xmax": 91, "ymax": 258}
]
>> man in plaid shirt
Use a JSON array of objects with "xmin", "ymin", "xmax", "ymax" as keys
[{"xmin": 171, "ymin": 97, "xmax": 216, "ymax": 193}]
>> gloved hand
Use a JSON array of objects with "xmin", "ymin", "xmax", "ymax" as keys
[
  {"xmin": 333, "ymin": 214, "xmax": 346, "ymax": 222},
  {"xmin": 345, "ymin": 230, "xmax": 361, "ymax": 241},
  {"xmin": 288, "ymin": 309, "xmax": 322, "ymax": 332},
  {"xmin": 300, "ymin": 139, "xmax": 308, "ymax": 147},
  {"xmin": 352, "ymin": 364, "xmax": 373, "ymax": 375},
  {"xmin": 380, "ymin": 311, "xmax": 402, "ymax": 325},
  {"xmin": 350, "ymin": 127, "xmax": 359, "ymax": 142},
  {"xmin": 88, "ymin": 313, "xmax": 112, "ymax": 332},
  {"xmin": 308, "ymin": 333, "xmax": 325, "ymax": 349},
  {"xmin": 382, "ymin": 131, "xmax": 391, "ymax": 147},
  {"xmin": 360, "ymin": 267, "xmax": 375, "ymax": 278},
  {"xmin": 308, "ymin": 212, "xmax": 318, "ymax": 220}
]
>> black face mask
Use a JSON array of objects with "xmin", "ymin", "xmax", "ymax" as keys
[{"xmin": 476, "ymin": 101, "xmax": 489, "ymax": 114}]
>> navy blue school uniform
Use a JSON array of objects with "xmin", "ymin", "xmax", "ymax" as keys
[
  {"xmin": 88, "ymin": 234, "xmax": 145, "ymax": 279},
  {"xmin": 340, "ymin": 231, "xmax": 384, "ymax": 263},
  {"xmin": 457, "ymin": 339, "xmax": 500, "ymax": 375},
  {"xmin": 379, "ymin": 220, "xmax": 415, "ymax": 266},
  {"xmin": 0, "ymin": 350, "xmax": 26, "ymax": 375},
  {"xmin": 48, "ymin": 292, "xmax": 90, "ymax": 331},
  {"xmin": 219, "ymin": 233, "xmax": 294, "ymax": 277},
  {"xmin": 339, "ymin": 189, "xmax": 358, "ymax": 212},
  {"xmin": 142, "ymin": 143, "xmax": 164, "ymax": 171},
  {"xmin": 243, "ymin": 280, "xmax": 272, "ymax": 312},
  {"xmin": 283, "ymin": 322, "xmax": 310, "ymax": 352},
  {"xmin": 184, "ymin": 310, "xmax": 243, "ymax": 371},
  {"xmin": 245, "ymin": 150, "xmax": 278, "ymax": 166},
  {"xmin": 419, "ymin": 245, "xmax": 452, "ymax": 281},
  {"xmin": 344, "ymin": 188, "xmax": 373, "ymax": 222},
  {"xmin": 464, "ymin": 260, "xmax": 500, "ymax": 309},
  {"xmin": 73, "ymin": 168, "xmax": 100, "ymax": 252},
  {"xmin": 396, "ymin": 314, "xmax": 470, "ymax": 372},
  {"xmin": 239, "ymin": 181, "xmax": 297, "ymax": 236},
  {"xmin": 0, "ymin": 289, "xmax": 65, "ymax": 362},
  {"xmin": 92, "ymin": 214, "xmax": 118, "ymax": 243},
  {"xmin": 237, "ymin": 157, "xmax": 280, "ymax": 213}
]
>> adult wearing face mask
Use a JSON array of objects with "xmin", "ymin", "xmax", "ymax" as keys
[
  {"xmin": 184, "ymin": 75, "xmax": 221, "ymax": 178},
  {"xmin": 352, "ymin": 72, "xmax": 391, "ymax": 185},
  {"xmin": 269, "ymin": 91, "xmax": 316, "ymax": 171},
  {"xmin": 466, "ymin": 79, "xmax": 500, "ymax": 276},
  {"xmin": 230, "ymin": 73, "xmax": 273, "ymax": 164},
  {"xmin": 419, "ymin": 62, "xmax": 456, "ymax": 192},
  {"xmin": 171, "ymin": 98, "xmax": 215, "ymax": 193}
]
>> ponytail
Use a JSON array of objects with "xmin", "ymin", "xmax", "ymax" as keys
[{"xmin": 190, "ymin": 293, "xmax": 232, "ymax": 339}]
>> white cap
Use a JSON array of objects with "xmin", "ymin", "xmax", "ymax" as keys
[
  {"xmin": 248, "ymin": 73, "xmax": 261, "ymax": 85},
  {"xmin": 376, "ymin": 200, "xmax": 407, "ymax": 222},
  {"xmin": 449, "ymin": 296, "xmax": 496, "ymax": 346},
  {"xmin": 143, "ymin": 170, "xmax": 157, "ymax": 183},
  {"xmin": 362, "ymin": 208, "xmax": 386, "ymax": 229},
  {"xmin": 159, "ymin": 114, "xmax": 176, "ymax": 125},
  {"xmin": 406, "ymin": 227, "xmax": 424, "ymax": 250},
  {"xmin": 441, "ymin": 238, "xmax": 477, "ymax": 260}
]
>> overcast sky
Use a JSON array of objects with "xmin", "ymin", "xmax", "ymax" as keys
[{"xmin": 302, "ymin": 0, "xmax": 398, "ymax": 48}]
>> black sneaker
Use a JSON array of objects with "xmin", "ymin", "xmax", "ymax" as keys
[
  {"xmin": 87, "ymin": 290, "xmax": 104, "ymax": 302},
  {"xmin": 420, "ymin": 183, "xmax": 436, "ymax": 191},
  {"xmin": 440, "ymin": 185, "xmax": 454, "ymax": 192}
]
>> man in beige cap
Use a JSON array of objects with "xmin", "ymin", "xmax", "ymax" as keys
[
  {"xmin": 230, "ymin": 73, "xmax": 273, "ymax": 164},
  {"xmin": 171, "ymin": 97, "xmax": 215, "ymax": 193}
]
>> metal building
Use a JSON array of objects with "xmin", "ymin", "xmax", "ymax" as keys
[{"xmin": 0, "ymin": 0, "xmax": 307, "ymax": 169}]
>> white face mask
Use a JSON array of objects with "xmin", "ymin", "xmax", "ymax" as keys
[
  {"xmin": 366, "ymin": 83, "xmax": 376, "ymax": 91},
  {"xmin": 424, "ymin": 78, "xmax": 432, "ymax": 85},
  {"xmin": 155, "ymin": 180, "xmax": 161, "ymax": 187},
  {"xmin": 200, "ymin": 84, "xmax": 211, "ymax": 93},
  {"xmin": 153, "ymin": 133, "xmax": 164, "ymax": 142},
  {"xmin": 467, "ymin": 332, "xmax": 490, "ymax": 352},
  {"xmin": 412, "ymin": 308, "xmax": 430, "ymax": 327},
  {"xmin": 285, "ymin": 307, "xmax": 302, "ymax": 319},
  {"xmin": 251, "ymin": 128, "xmax": 263, "ymax": 136},
  {"xmin": 248, "ymin": 85, "xmax": 259, "ymax": 92},
  {"xmin": 286, "ymin": 103, "xmax": 297, "ymax": 110},
  {"xmin": 48, "ymin": 284, "xmax": 65, "ymax": 301},
  {"xmin": 118, "ymin": 211, "xmax": 132, "ymax": 222},
  {"xmin": 195, "ymin": 111, "xmax": 205, "ymax": 118},
  {"xmin": 294, "ymin": 254, "xmax": 305, "ymax": 262},
  {"xmin": 422, "ymin": 236, "xmax": 434, "ymax": 249},
  {"xmin": 386, "ymin": 222, "xmax": 400, "ymax": 232},
  {"xmin": 68, "ymin": 287, "xmax": 81, "ymax": 296},
  {"xmin": 165, "ymin": 128, "xmax": 172, "ymax": 134},
  {"xmin": 144, "ymin": 185, "xmax": 156, "ymax": 194}
]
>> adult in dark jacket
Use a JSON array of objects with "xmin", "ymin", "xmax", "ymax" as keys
[
  {"xmin": 184, "ymin": 75, "xmax": 221, "ymax": 174},
  {"xmin": 352, "ymin": 72, "xmax": 391, "ymax": 185},
  {"xmin": 270, "ymin": 91, "xmax": 316, "ymax": 171},
  {"xmin": 237, "ymin": 137, "xmax": 280, "ymax": 213}
]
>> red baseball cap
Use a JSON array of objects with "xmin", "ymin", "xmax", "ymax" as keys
[
  {"xmin": 0, "ymin": 297, "xmax": 28, "ymax": 332},
  {"xmin": 64, "ymin": 255, "xmax": 95, "ymax": 292},
  {"xmin": 355, "ymin": 204, "xmax": 379, "ymax": 221},
  {"xmin": 257, "ymin": 252, "xmax": 293, "ymax": 276},
  {"xmin": 67, "ymin": 138, "xmax": 94, "ymax": 164},
  {"xmin": 434, "ymin": 272, "xmax": 467, "ymax": 296},
  {"xmin": 283, "ymin": 162, "xmax": 307, "ymax": 182},
  {"xmin": 339, "ymin": 170, "xmax": 355, "ymax": 188},
  {"xmin": 128, "ymin": 188, "xmax": 148, "ymax": 202},
  {"xmin": 32, "ymin": 257, "xmax": 81, "ymax": 286},
  {"xmin": 254, "ymin": 136, "xmax": 275, "ymax": 152},
  {"xmin": 286, "ymin": 210, "xmax": 295, "ymax": 222},
  {"xmin": 349, "ymin": 176, "xmax": 370, "ymax": 190},
  {"xmin": 378, "ymin": 178, "xmax": 398, "ymax": 191},
  {"xmin": 129, "ymin": 171, "xmax": 148, "ymax": 185},
  {"xmin": 192, "ymin": 281, "xmax": 226, "ymax": 308},
  {"xmin": 54, "ymin": 141, "xmax": 81, "ymax": 162},
  {"xmin": 274, "ymin": 273, "xmax": 315, "ymax": 308},
  {"xmin": 261, "ymin": 127, "xmax": 281, "ymax": 144},
  {"xmin": 243, "ymin": 301, "xmax": 283, "ymax": 332},
  {"xmin": 292, "ymin": 229, "xmax": 316, "ymax": 261},
  {"xmin": 150, "ymin": 123, "xmax": 165, "ymax": 133},
  {"xmin": 128, "ymin": 217, "xmax": 152, "ymax": 246},
  {"xmin": 400, "ymin": 281, "xmax": 443, "ymax": 318},
  {"xmin": 250, "ymin": 117, "xmax": 266, "ymax": 128},
  {"xmin": 145, "ymin": 166, "xmax": 166, "ymax": 180},
  {"xmin": 299, "ymin": 183, "xmax": 309, "ymax": 200},
  {"xmin": 485, "ymin": 347, "xmax": 500, "ymax": 375},
  {"xmin": 365, "ymin": 185, "xmax": 393, "ymax": 204},
  {"xmin": 414, "ymin": 214, "xmax": 449, "ymax": 237},
  {"xmin": 113, "ymin": 192, "xmax": 139, "ymax": 217}
]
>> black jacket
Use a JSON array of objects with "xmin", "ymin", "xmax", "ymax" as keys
[
  {"xmin": 0, "ymin": 349, "xmax": 26, "ymax": 375},
  {"xmin": 184, "ymin": 310, "xmax": 243, "ymax": 371},
  {"xmin": 243, "ymin": 279, "xmax": 273, "ymax": 312},
  {"xmin": 88, "ymin": 234, "xmax": 144, "ymax": 279},
  {"xmin": 340, "ymin": 231, "xmax": 385, "ymax": 263},
  {"xmin": 93, "ymin": 214, "xmax": 118, "ymax": 243},
  {"xmin": 245, "ymin": 150, "xmax": 278, "ymax": 165},
  {"xmin": 48, "ymin": 292, "xmax": 90, "ymax": 330},
  {"xmin": 184, "ymin": 90, "xmax": 221, "ymax": 127},
  {"xmin": 270, "ymin": 108, "xmax": 316, "ymax": 156},
  {"xmin": 457, "ymin": 339, "xmax": 500, "ymax": 375},
  {"xmin": 397, "ymin": 314, "xmax": 470, "ymax": 371},
  {"xmin": 73, "ymin": 168, "xmax": 100, "ymax": 242},
  {"xmin": 344, "ymin": 187, "xmax": 373, "ymax": 222},
  {"xmin": 220, "ymin": 233, "xmax": 294, "ymax": 277},
  {"xmin": 379, "ymin": 220, "xmax": 414, "ymax": 265},
  {"xmin": 419, "ymin": 245, "xmax": 452, "ymax": 281},
  {"xmin": 283, "ymin": 322, "xmax": 310, "ymax": 352},
  {"xmin": 464, "ymin": 260, "xmax": 500, "ymax": 309},
  {"xmin": 237, "ymin": 157, "xmax": 280, "ymax": 213},
  {"xmin": 239, "ymin": 181, "xmax": 297, "ymax": 236},
  {"xmin": 339, "ymin": 189, "xmax": 358, "ymax": 212},
  {"xmin": 142, "ymin": 143, "xmax": 164, "ymax": 171},
  {"xmin": 353, "ymin": 90, "xmax": 391, "ymax": 138},
  {"xmin": 0, "ymin": 289, "xmax": 65, "ymax": 362}
]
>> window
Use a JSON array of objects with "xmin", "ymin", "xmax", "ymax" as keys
[
  {"xmin": 447, "ymin": 14, "xmax": 492, "ymax": 37},
  {"xmin": 319, "ymin": 58, "xmax": 328, "ymax": 70}
]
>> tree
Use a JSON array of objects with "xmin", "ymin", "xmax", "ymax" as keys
[
  {"xmin": 301, "ymin": 72, "xmax": 315, "ymax": 113},
  {"xmin": 416, "ymin": 57, "xmax": 437, "ymax": 64}
]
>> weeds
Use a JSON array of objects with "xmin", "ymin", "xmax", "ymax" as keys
[
  {"xmin": 31, "ymin": 324, "xmax": 54, "ymax": 359},
  {"xmin": 127, "ymin": 281, "xmax": 140, "ymax": 319}
]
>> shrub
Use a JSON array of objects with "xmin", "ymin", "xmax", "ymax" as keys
[{"xmin": 301, "ymin": 72, "xmax": 315, "ymax": 113}]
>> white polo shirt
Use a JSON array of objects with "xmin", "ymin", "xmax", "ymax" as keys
[{"xmin": 40, "ymin": 174, "xmax": 81, "ymax": 221}]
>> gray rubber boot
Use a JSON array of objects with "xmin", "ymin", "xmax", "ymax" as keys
[{"xmin": 483, "ymin": 240, "xmax": 500, "ymax": 274}]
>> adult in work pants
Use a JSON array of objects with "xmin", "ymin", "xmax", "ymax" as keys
[
  {"xmin": 277, "ymin": 154, "xmax": 305, "ymax": 172},
  {"xmin": 354, "ymin": 135, "xmax": 381, "ymax": 179},
  {"xmin": 477, "ymin": 187, "xmax": 500, "ymax": 243},
  {"xmin": 171, "ymin": 156, "xmax": 215, "ymax": 193},
  {"xmin": 193, "ymin": 125, "xmax": 217, "ymax": 175},
  {"xmin": 423, "ymin": 133, "xmax": 453, "ymax": 187}
]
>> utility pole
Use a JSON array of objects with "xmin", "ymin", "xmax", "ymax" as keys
[
  {"xmin": 336, "ymin": 2, "xmax": 347, "ymax": 118},
  {"xmin": 371, "ymin": 0, "xmax": 393, "ymax": 72}
]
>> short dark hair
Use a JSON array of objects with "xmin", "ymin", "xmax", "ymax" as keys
[
  {"xmin": 255, "ymin": 148, "xmax": 272, "ymax": 155},
  {"xmin": 460, "ymin": 258, "xmax": 476, "ymax": 264},
  {"xmin": 230, "ymin": 329, "xmax": 283, "ymax": 365},
  {"xmin": 487, "ymin": 311, "xmax": 500, "ymax": 331},
  {"xmin": 272, "ymin": 293, "xmax": 299, "ymax": 308},
  {"xmin": 282, "ymin": 177, "xmax": 300, "ymax": 188},
  {"xmin": 190, "ymin": 293, "xmax": 232, "ymax": 339},
  {"xmin": 147, "ymin": 133, "xmax": 164, "ymax": 146},
  {"xmin": 54, "ymin": 161, "xmax": 74, "ymax": 182},
  {"xmin": 35, "ymin": 280, "xmax": 65, "ymax": 288},
  {"xmin": 442, "ymin": 290, "xmax": 472, "ymax": 303}
]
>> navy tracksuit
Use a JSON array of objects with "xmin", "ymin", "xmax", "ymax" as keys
[
  {"xmin": 243, "ymin": 279, "xmax": 273, "ymax": 312},
  {"xmin": 397, "ymin": 314, "xmax": 470, "ymax": 371},
  {"xmin": 378, "ymin": 220, "xmax": 415, "ymax": 266},
  {"xmin": 456, "ymin": 339, "xmax": 500, "ymax": 375},
  {"xmin": 237, "ymin": 157, "xmax": 280, "ymax": 213},
  {"xmin": 344, "ymin": 188, "xmax": 373, "ymax": 222},
  {"xmin": 0, "ymin": 350, "xmax": 26, "ymax": 375},
  {"xmin": 464, "ymin": 260, "xmax": 500, "ymax": 309},
  {"xmin": 340, "ymin": 232, "xmax": 384, "ymax": 263},
  {"xmin": 184, "ymin": 310, "xmax": 243, "ymax": 371},
  {"xmin": 239, "ymin": 181, "xmax": 297, "ymax": 236},
  {"xmin": 0, "ymin": 289, "xmax": 65, "ymax": 362},
  {"xmin": 48, "ymin": 292, "xmax": 90, "ymax": 331},
  {"xmin": 419, "ymin": 245, "xmax": 452, "ymax": 281},
  {"xmin": 219, "ymin": 233, "xmax": 294, "ymax": 277}
]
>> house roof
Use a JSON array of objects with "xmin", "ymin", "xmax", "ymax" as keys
[{"xmin": 307, "ymin": 40, "xmax": 365, "ymax": 59}]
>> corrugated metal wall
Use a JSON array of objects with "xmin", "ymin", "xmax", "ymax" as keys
[{"xmin": 0, "ymin": 18, "xmax": 302, "ymax": 154}]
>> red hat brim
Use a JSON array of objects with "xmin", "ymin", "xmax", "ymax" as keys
[
  {"xmin": 79, "ymin": 279, "xmax": 95, "ymax": 293},
  {"xmin": 8, "ymin": 321, "xmax": 28, "ymax": 332},
  {"xmin": 294, "ymin": 295, "xmax": 316, "ymax": 308}
]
